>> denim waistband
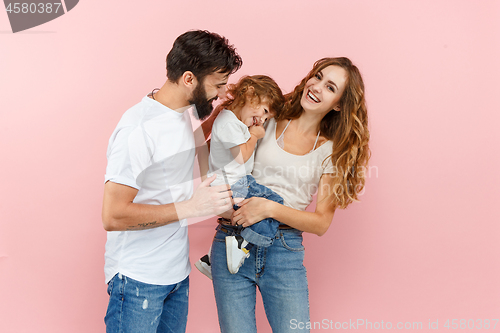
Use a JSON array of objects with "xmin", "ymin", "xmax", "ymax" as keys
[{"xmin": 216, "ymin": 218, "xmax": 296, "ymax": 231}]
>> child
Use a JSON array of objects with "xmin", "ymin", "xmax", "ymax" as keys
[{"xmin": 195, "ymin": 75, "xmax": 285, "ymax": 278}]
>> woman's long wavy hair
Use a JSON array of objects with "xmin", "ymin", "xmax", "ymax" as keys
[
  {"xmin": 277, "ymin": 57, "xmax": 370, "ymax": 209},
  {"xmin": 215, "ymin": 75, "xmax": 285, "ymax": 117}
]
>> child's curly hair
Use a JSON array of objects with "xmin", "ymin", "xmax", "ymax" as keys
[{"xmin": 217, "ymin": 75, "xmax": 285, "ymax": 117}]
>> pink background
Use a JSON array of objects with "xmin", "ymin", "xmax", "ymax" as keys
[{"xmin": 1, "ymin": 1, "xmax": 499, "ymax": 332}]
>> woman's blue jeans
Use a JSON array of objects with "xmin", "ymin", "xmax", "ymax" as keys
[
  {"xmin": 105, "ymin": 273, "xmax": 189, "ymax": 333},
  {"xmin": 211, "ymin": 224, "xmax": 310, "ymax": 333}
]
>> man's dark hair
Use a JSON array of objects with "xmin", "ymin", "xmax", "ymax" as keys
[{"xmin": 166, "ymin": 30, "xmax": 242, "ymax": 83}]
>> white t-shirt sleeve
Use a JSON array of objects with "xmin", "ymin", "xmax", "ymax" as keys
[
  {"xmin": 216, "ymin": 121, "xmax": 250, "ymax": 149},
  {"xmin": 322, "ymin": 154, "xmax": 335, "ymax": 174},
  {"xmin": 105, "ymin": 125, "xmax": 155, "ymax": 189}
]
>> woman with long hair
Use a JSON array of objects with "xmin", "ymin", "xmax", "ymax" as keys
[{"xmin": 210, "ymin": 57, "xmax": 370, "ymax": 333}]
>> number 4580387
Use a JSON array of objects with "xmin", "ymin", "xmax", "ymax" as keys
[{"xmin": 6, "ymin": 3, "xmax": 62, "ymax": 14}]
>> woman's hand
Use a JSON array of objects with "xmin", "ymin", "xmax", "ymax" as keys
[
  {"xmin": 231, "ymin": 197, "xmax": 276, "ymax": 227},
  {"xmin": 218, "ymin": 208, "xmax": 234, "ymax": 220}
]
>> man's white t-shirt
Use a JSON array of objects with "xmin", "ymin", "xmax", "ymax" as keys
[
  {"xmin": 208, "ymin": 109, "xmax": 254, "ymax": 186},
  {"xmin": 104, "ymin": 96, "xmax": 195, "ymax": 285}
]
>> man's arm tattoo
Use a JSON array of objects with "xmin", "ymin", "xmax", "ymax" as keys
[{"xmin": 126, "ymin": 221, "xmax": 168, "ymax": 230}]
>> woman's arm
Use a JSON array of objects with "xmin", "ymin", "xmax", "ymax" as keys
[
  {"xmin": 232, "ymin": 174, "xmax": 337, "ymax": 236},
  {"xmin": 194, "ymin": 112, "xmax": 213, "ymax": 181},
  {"xmin": 197, "ymin": 140, "xmax": 210, "ymax": 181},
  {"xmin": 201, "ymin": 106, "xmax": 223, "ymax": 140}
]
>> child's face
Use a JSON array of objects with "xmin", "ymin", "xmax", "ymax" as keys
[{"xmin": 239, "ymin": 97, "xmax": 273, "ymax": 127}]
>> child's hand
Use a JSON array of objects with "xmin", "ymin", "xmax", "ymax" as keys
[{"xmin": 249, "ymin": 123, "xmax": 265, "ymax": 139}]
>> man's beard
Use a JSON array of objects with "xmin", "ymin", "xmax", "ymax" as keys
[{"xmin": 189, "ymin": 82, "xmax": 217, "ymax": 120}]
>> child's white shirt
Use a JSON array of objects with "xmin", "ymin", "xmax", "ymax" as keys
[{"xmin": 208, "ymin": 109, "xmax": 254, "ymax": 186}]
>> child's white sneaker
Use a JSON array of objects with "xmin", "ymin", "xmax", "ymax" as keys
[
  {"xmin": 195, "ymin": 246, "xmax": 212, "ymax": 280},
  {"xmin": 226, "ymin": 235, "xmax": 250, "ymax": 274}
]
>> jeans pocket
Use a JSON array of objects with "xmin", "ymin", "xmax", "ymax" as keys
[
  {"xmin": 106, "ymin": 276, "xmax": 115, "ymax": 296},
  {"xmin": 280, "ymin": 231, "xmax": 305, "ymax": 252}
]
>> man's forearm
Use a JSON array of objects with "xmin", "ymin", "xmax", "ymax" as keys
[
  {"xmin": 102, "ymin": 177, "xmax": 234, "ymax": 232},
  {"xmin": 103, "ymin": 198, "xmax": 193, "ymax": 231}
]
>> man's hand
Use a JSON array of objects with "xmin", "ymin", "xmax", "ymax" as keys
[
  {"xmin": 178, "ymin": 174, "xmax": 241, "ymax": 218},
  {"xmin": 102, "ymin": 175, "xmax": 242, "ymax": 231}
]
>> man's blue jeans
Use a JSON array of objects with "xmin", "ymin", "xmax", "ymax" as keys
[
  {"xmin": 231, "ymin": 175, "xmax": 284, "ymax": 247},
  {"xmin": 105, "ymin": 273, "xmax": 189, "ymax": 333}
]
